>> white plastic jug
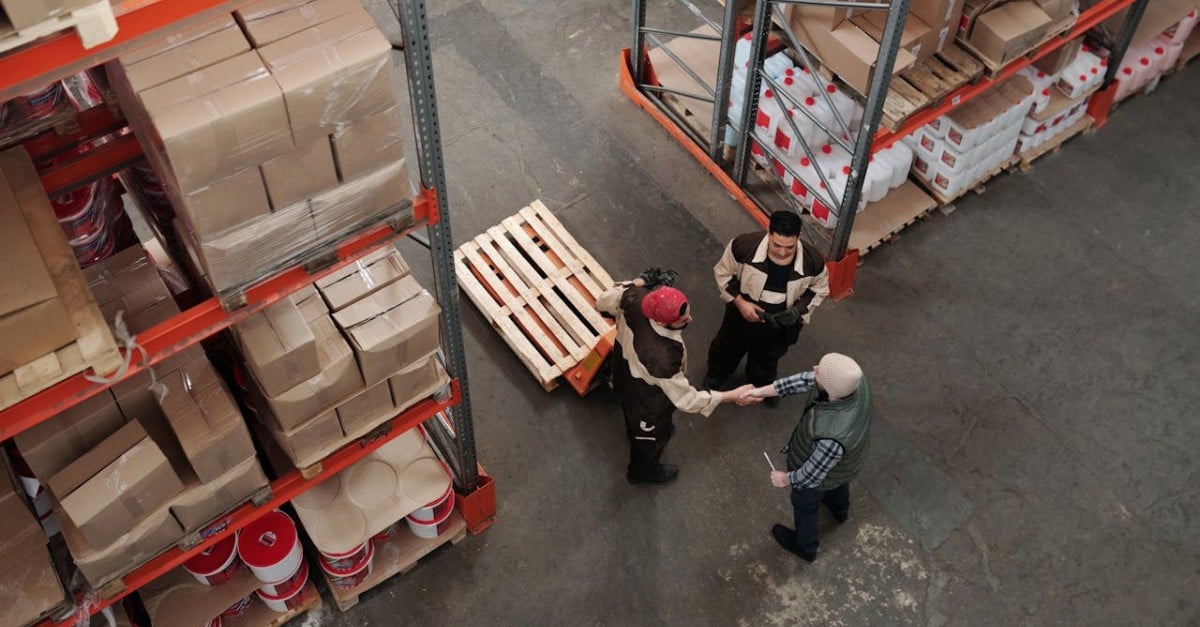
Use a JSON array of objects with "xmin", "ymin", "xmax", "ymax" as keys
[
  {"xmin": 816, "ymin": 142, "xmax": 852, "ymax": 179},
  {"xmin": 778, "ymin": 74, "xmax": 814, "ymax": 108},
  {"xmin": 764, "ymin": 52, "xmax": 794, "ymax": 80},
  {"xmin": 863, "ymin": 158, "xmax": 890, "ymax": 203},
  {"xmin": 820, "ymin": 83, "xmax": 858, "ymax": 133},
  {"xmin": 825, "ymin": 166, "xmax": 868, "ymax": 214},
  {"xmin": 734, "ymin": 33, "xmax": 753, "ymax": 68},
  {"xmin": 754, "ymin": 89, "xmax": 785, "ymax": 137},
  {"xmin": 879, "ymin": 142, "xmax": 913, "ymax": 188},
  {"xmin": 773, "ymin": 110, "xmax": 815, "ymax": 157},
  {"xmin": 798, "ymin": 95, "xmax": 837, "ymax": 143},
  {"xmin": 1168, "ymin": 8, "xmax": 1198, "ymax": 44}
]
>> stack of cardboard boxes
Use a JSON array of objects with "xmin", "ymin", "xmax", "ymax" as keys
[
  {"xmin": 0, "ymin": 454, "xmax": 67, "ymax": 627},
  {"xmin": 14, "ymin": 246, "xmax": 268, "ymax": 586},
  {"xmin": 107, "ymin": 0, "xmax": 411, "ymax": 293},
  {"xmin": 905, "ymin": 75, "xmax": 1035, "ymax": 198},
  {"xmin": 236, "ymin": 248, "xmax": 448, "ymax": 469},
  {"xmin": 784, "ymin": 0, "xmax": 965, "ymax": 94},
  {"xmin": 958, "ymin": 0, "xmax": 1073, "ymax": 67}
]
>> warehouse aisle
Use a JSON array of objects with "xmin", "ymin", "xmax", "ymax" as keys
[{"xmin": 314, "ymin": 2, "xmax": 1200, "ymax": 625}]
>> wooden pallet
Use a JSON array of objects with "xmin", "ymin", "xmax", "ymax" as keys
[
  {"xmin": 1017, "ymin": 115, "xmax": 1093, "ymax": 171},
  {"xmin": 0, "ymin": 148, "xmax": 122, "ymax": 411},
  {"xmin": 322, "ymin": 511, "xmax": 469, "ymax": 612},
  {"xmin": 456, "ymin": 200, "xmax": 616, "ymax": 394},
  {"xmin": 176, "ymin": 485, "xmax": 274, "ymax": 550},
  {"xmin": 225, "ymin": 582, "xmax": 323, "ymax": 627},
  {"xmin": 881, "ymin": 44, "xmax": 985, "ymax": 131},
  {"xmin": 913, "ymin": 155, "xmax": 1020, "ymax": 207},
  {"xmin": 0, "ymin": 0, "xmax": 118, "ymax": 56},
  {"xmin": 960, "ymin": 12, "xmax": 1077, "ymax": 79}
]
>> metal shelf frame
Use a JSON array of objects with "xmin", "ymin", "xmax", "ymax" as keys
[
  {"xmin": 623, "ymin": 0, "xmax": 1149, "ymax": 296},
  {"xmin": 0, "ymin": 0, "xmax": 491, "ymax": 623}
]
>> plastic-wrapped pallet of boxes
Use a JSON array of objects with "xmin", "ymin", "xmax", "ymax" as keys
[
  {"xmin": 107, "ymin": 0, "xmax": 411, "ymax": 294},
  {"xmin": 13, "ymin": 246, "xmax": 269, "ymax": 587},
  {"xmin": 234, "ymin": 248, "xmax": 449, "ymax": 470},
  {"xmin": 904, "ymin": 75, "xmax": 1035, "ymax": 198}
]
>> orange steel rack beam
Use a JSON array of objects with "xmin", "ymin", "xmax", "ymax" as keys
[
  {"xmin": 43, "ymin": 381, "xmax": 463, "ymax": 626},
  {"xmin": 0, "ymin": 189, "xmax": 438, "ymax": 442},
  {"xmin": 871, "ymin": 0, "xmax": 1136, "ymax": 153},
  {"xmin": 0, "ymin": 0, "xmax": 254, "ymax": 102}
]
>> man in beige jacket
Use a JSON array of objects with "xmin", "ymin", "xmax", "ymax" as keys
[
  {"xmin": 597, "ymin": 274, "xmax": 757, "ymax": 484},
  {"xmin": 705, "ymin": 211, "xmax": 829, "ymax": 407}
]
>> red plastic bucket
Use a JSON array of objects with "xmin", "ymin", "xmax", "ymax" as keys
[
  {"xmin": 184, "ymin": 534, "xmax": 242, "ymax": 586},
  {"xmin": 237, "ymin": 511, "xmax": 303, "ymax": 584},
  {"xmin": 256, "ymin": 576, "xmax": 309, "ymax": 613},
  {"xmin": 405, "ymin": 490, "xmax": 456, "ymax": 540},
  {"xmin": 320, "ymin": 542, "xmax": 374, "ymax": 591},
  {"xmin": 407, "ymin": 482, "xmax": 454, "ymax": 522},
  {"xmin": 258, "ymin": 559, "xmax": 309, "ymax": 600},
  {"xmin": 202, "ymin": 617, "xmax": 222, "ymax": 627},
  {"xmin": 51, "ymin": 183, "xmax": 102, "ymax": 241},
  {"xmin": 318, "ymin": 542, "xmax": 370, "ymax": 572}
]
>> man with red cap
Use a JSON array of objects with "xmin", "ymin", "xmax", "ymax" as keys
[{"xmin": 596, "ymin": 269, "xmax": 758, "ymax": 484}]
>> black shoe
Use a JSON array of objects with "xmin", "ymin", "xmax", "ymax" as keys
[
  {"xmin": 832, "ymin": 511, "xmax": 849, "ymax": 524},
  {"xmin": 763, "ymin": 396, "xmax": 780, "ymax": 408},
  {"xmin": 703, "ymin": 374, "xmax": 734, "ymax": 391},
  {"xmin": 627, "ymin": 464, "xmax": 679, "ymax": 485},
  {"xmin": 771, "ymin": 524, "xmax": 816, "ymax": 562}
]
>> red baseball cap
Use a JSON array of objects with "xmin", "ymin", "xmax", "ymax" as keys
[{"xmin": 641, "ymin": 287, "xmax": 689, "ymax": 325}]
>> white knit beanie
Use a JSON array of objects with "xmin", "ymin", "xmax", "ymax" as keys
[{"xmin": 817, "ymin": 353, "xmax": 862, "ymax": 399}]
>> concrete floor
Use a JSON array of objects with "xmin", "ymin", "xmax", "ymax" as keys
[{"xmin": 304, "ymin": 2, "xmax": 1200, "ymax": 625}]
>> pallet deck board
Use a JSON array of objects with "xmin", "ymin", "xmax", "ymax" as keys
[
  {"xmin": 914, "ymin": 155, "xmax": 1021, "ymax": 206},
  {"xmin": 323, "ymin": 512, "xmax": 468, "ymax": 612},
  {"xmin": 224, "ymin": 582, "xmax": 322, "ymax": 627},
  {"xmin": 882, "ymin": 44, "xmax": 984, "ymax": 131},
  {"xmin": 0, "ymin": 0, "xmax": 117, "ymax": 56}
]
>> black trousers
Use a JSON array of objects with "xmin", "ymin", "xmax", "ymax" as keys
[
  {"xmin": 706, "ymin": 302, "xmax": 803, "ymax": 386},
  {"xmin": 789, "ymin": 483, "xmax": 850, "ymax": 554},
  {"xmin": 622, "ymin": 402, "xmax": 675, "ymax": 477}
]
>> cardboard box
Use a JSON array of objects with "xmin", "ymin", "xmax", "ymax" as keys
[
  {"xmin": 0, "ymin": 167, "xmax": 75, "ymax": 373},
  {"xmin": 968, "ymin": 1, "xmax": 1052, "ymax": 66},
  {"xmin": 236, "ymin": 0, "xmax": 364, "ymax": 47},
  {"xmin": 787, "ymin": 6, "xmax": 917, "ymax": 95},
  {"xmin": 48, "ymin": 421, "xmax": 184, "ymax": 548},
  {"xmin": 159, "ymin": 359, "xmax": 256, "ymax": 483},
  {"xmin": 196, "ymin": 200, "xmax": 318, "ymax": 291},
  {"xmin": 169, "ymin": 457, "xmax": 268, "ymax": 531},
  {"xmin": 290, "ymin": 428, "xmax": 446, "ymax": 553},
  {"xmin": 1032, "ymin": 0, "xmax": 1072, "ymax": 22},
  {"xmin": 1032, "ymin": 34, "xmax": 1082, "ymax": 74},
  {"xmin": 59, "ymin": 501, "xmax": 184, "ymax": 587},
  {"xmin": 330, "ymin": 105, "xmax": 406, "ymax": 181},
  {"xmin": 0, "ymin": 0, "xmax": 92, "ymax": 29},
  {"xmin": 260, "ymin": 315, "xmax": 363, "ymax": 430},
  {"xmin": 178, "ymin": 167, "xmax": 272, "ymax": 238},
  {"xmin": 121, "ymin": 18, "xmax": 251, "ymax": 92},
  {"xmin": 0, "ymin": 455, "xmax": 65, "ymax": 627},
  {"xmin": 389, "ymin": 354, "xmax": 450, "ymax": 413},
  {"xmin": 120, "ymin": 15, "xmax": 234, "ymax": 65},
  {"xmin": 911, "ymin": 0, "xmax": 964, "ymax": 26},
  {"xmin": 258, "ymin": 10, "xmax": 396, "ymax": 144},
  {"xmin": 336, "ymin": 381, "xmax": 394, "ymax": 436},
  {"xmin": 853, "ymin": 11, "xmax": 934, "ymax": 59},
  {"xmin": 233, "ymin": 297, "xmax": 320, "ymax": 397},
  {"xmin": 1105, "ymin": 0, "xmax": 1196, "ymax": 48},
  {"xmin": 333, "ymin": 276, "xmax": 442, "ymax": 386},
  {"xmin": 260, "ymin": 137, "xmax": 340, "ymax": 208},
  {"xmin": 138, "ymin": 51, "xmax": 294, "ymax": 191},
  {"xmin": 112, "ymin": 345, "xmax": 205, "ymax": 427},
  {"xmin": 84, "ymin": 244, "xmax": 158, "ymax": 307},
  {"xmin": 267, "ymin": 409, "xmax": 343, "ymax": 467},
  {"xmin": 309, "ymin": 159, "xmax": 411, "ymax": 238},
  {"xmin": 14, "ymin": 391, "xmax": 127, "ymax": 481},
  {"xmin": 316, "ymin": 248, "xmax": 410, "ymax": 312},
  {"xmin": 295, "ymin": 285, "xmax": 329, "ymax": 323}
]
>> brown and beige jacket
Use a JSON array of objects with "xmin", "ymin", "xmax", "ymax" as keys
[{"xmin": 713, "ymin": 232, "xmax": 830, "ymax": 324}]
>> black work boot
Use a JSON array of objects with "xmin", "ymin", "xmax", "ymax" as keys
[
  {"xmin": 627, "ymin": 464, "xmax": 679, "ymax": 485},
  {"xmin": 771, "ymin": 524, "xmax": 816, "ymax": 562}
]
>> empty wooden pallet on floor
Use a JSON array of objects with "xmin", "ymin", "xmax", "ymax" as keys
[{"xmin": 456, "ymin": 200, "xmax": 616, "ymax": 395}]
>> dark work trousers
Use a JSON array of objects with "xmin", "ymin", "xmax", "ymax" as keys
[
  {"xmin": 706, "ymin": 302, "xmax": 803, "ymax": 386},
  {"xmin": 789, "ymin": 483, "xmax": 850, "ymax": 553},
  {"xmin": 611, "ymin": 345, "xmax": 677, "ymax": 477}
]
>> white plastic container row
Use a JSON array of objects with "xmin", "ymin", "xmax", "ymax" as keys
[{"xmin": 1113, "ymin": 9, "xmax": 1197, "ymax": 101}]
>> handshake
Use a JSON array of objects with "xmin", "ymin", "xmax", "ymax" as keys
[{"xmin": 719, "ymin": 384, "xmax": 775, "ymax": 407}]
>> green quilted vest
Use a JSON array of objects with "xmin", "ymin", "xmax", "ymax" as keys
[{"xmin": 785, "ymin": 376, "xmax": 872, "ymax": 490}]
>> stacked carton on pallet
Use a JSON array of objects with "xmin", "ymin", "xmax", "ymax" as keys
[
  {"xmin": 236, "ymin": 249, "xmax": 448, "ymax": 470},
  {"xmin": 108, "ymin": 0, "xmax": 411, "ymax": 293},
  {"xmin": 14, "ymin": 247, "xmax": 269, "ymax": 587},
  {"xmin": 0, "ymin": 454, "xmax": 67, "ymax": 627}
]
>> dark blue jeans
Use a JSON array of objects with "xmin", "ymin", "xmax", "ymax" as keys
[{"xmin": 789, "ymin": 483, "xmax": 850, "ymax": 553}]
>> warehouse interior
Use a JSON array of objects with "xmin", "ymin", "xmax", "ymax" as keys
[{"xmin": 0, "ymin": 0, "xmax": 1195, "ymax": 625}]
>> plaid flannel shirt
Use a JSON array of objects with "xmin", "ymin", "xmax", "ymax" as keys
[{"xmin": 774, "ymin": 371, "xmax": 845, "ymax": 489}]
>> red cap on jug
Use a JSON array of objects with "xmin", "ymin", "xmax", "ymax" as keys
[
  {"xmin": 821, "ymin": 145, "xmax": 832, "ymax": 154},
  {"xmin": 842, "ymin": 166, "xmax": 851, "ymax": 175},
  {"xmin": 826, "ymin": 84, "xmax": 836, "ymax": 93},
  {"xmin": 764, "ymin": 89, "xmax": 774, "ymax": 98},
  {"xmin": 805, "ymin": 97, "xmax": 815, "ymax": 106},
  {"xmin": 1123, "ymin": 67, "xmax": 1133, "ymax": 75},
  {"xmin": 800, "ymin": 157, "xmax": 811, "ymax": 166}
]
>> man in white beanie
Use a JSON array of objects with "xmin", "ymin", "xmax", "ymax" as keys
[{"xmin": 749, "ymin": 352, "xmax": 872, "ymax": 562}]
